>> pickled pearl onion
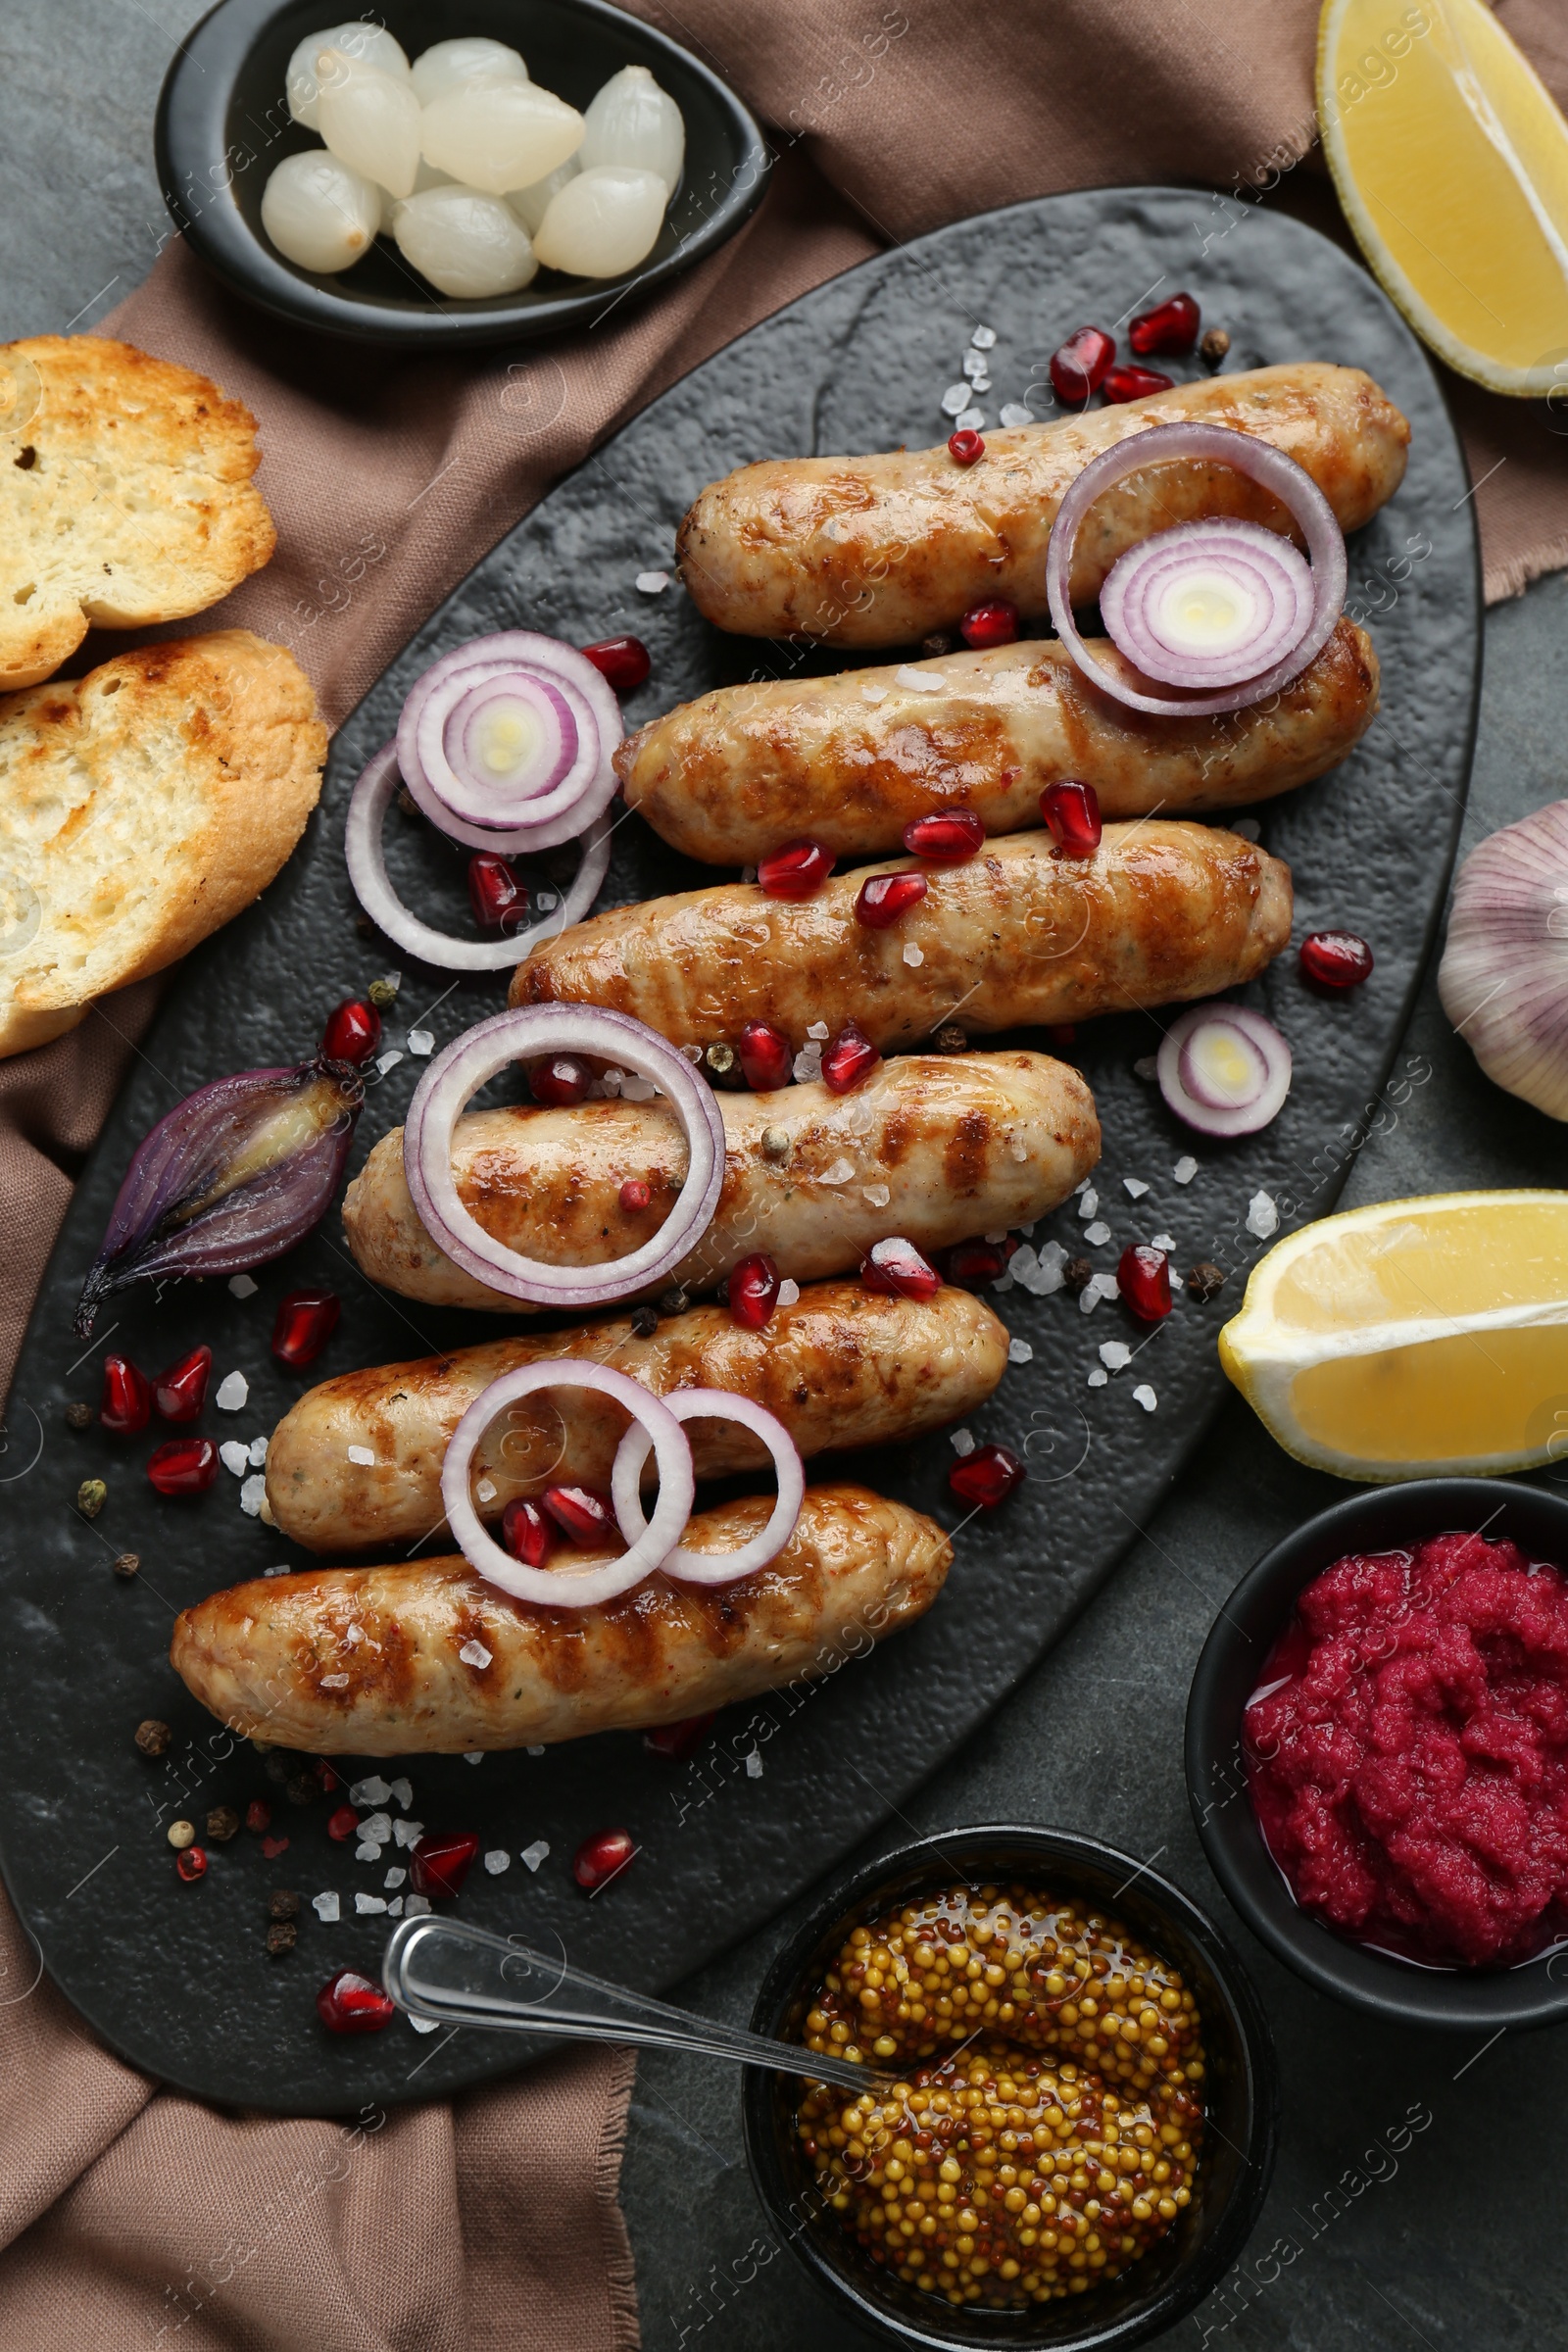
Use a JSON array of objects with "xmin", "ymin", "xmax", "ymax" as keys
[
  {"xmin": 1156, "ymin": 1004, "xmax": 1292, "ymax": 1137},
  {"xmin": 442, "ymin": 1363, "xmax": 694, "ymax": 1606},
  {"xmin": 1100, "ymin": 519, "xmax": 1315, "ymax": 688},
  {"xmin": 611, "ymin": 1390, "xmax": 804, "ymax": 1586}
]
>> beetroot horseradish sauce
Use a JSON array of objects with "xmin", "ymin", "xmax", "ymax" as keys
[{"xmin": 1246, "ymin": 1533, "xmax": 1568, "ymax": 1969}]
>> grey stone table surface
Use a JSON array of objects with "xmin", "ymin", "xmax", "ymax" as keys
[{"xmin": 5, "ymin": 4, "xmax": 1567, "ymax": 2346}]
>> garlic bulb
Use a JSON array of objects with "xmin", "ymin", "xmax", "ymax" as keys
[
  {"xmin": 287, "ymin": 23, "xmax": 410, "ymax": 129},
  {"xmin": 419, "ymin": 78, "xmax": 585, "ymax": 194},
  {"xmin": 318, "ymin": 49, "xmax": 422, "ymax": 198},
  {"xmin": 579, "ymin": 64, "xmax": 684, "ymax": 195},
  {"xmin": 1439, "ymin": 798, "xmax": 1568, "ymax": 1118},
  {"xmin": 262, "ymin": 150, "xmax": 381, "ymax": 273},
  {"xmin": 532, "ymin": 165, "xmax": 666, "ymax": 277},
  {"xmin": 412, "ymin": 37, "xmax": 528, "ymax": 105},
  {"xmin": 510, "ymin": 155, "xmax": 579, "ymax": 236},
  {"xmin": 392, "ymin": 185, "xmax": 538, "ymax": 298}
]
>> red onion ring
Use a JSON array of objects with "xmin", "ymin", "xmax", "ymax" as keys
[
  {"xmin": 345, "ymin": 742, "xmax": 612, "ymax": 972},
  {"xmin": 611, "ymin": 1390, "xmax": 805, "ymax": 1586},
  {"xmin": 427, "ymin": 669, "xmax": 583, "ymax": 827},
  {"xmin": 405, "ymin": 1007, "xmax": 725, "ymax": 1305},
  {"xmin": 442, "ymin": 1363, "xmax": 694, "ymax": 1606},
  {"xmin": 1157, "ymin": 1004, "xmax": 1293, "ymax": 1136},
  {"xmin": 1045, "ymin": 422, "xmax": 1348, "ymax": 717},
  {"xmin": 1101, "ymin": 520, "xmax": 1314, "ymax": 688},
  {"xmin": 398, "ymin": 632, "xmax": 622, "ymax": 852}
]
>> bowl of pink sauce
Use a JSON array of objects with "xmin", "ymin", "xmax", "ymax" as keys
[{"xmin": 1186, "ymin": 1479, "xmax": 1568, "ymax": 2030}]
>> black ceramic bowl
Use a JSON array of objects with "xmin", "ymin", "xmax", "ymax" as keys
[
  {"xmin": 155, "ymin": 0, "xmax": 770, "ymax": 347},
  {"xmin": 1187, "ymin": 1477, "xmax": 1568, "ymax": 2033},
  {"xmin": 742, "ymin": 1826, "xmax": 1278, "ymax": 2352}
]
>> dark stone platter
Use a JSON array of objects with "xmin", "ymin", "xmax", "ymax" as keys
[{"xmin": 0, "ymin": 186, "xmax": 1478, "ymax": 2111}]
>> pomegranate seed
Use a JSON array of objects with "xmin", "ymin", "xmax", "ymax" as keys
[
  {"xmin": 153, "ymin": 1345, "xmax": 212, "ymax": 1423},
  {"xmin": 245, "ymin": 1798, "xmax": 271, "ymax": 1834},
  {"xmin": 261, "ymin": 1833, "xmax": 290, "ymax": 1859},
  {"xmin": 530, "ymin": 1054, "xmax": 592, "ymax": 1107},
  {"xmin": 738, "ymin": 1018, "xmax": 794, "ymax": 1091},
  {"xmin": 147, "ymin": 1437, "xmax": 218, "ymax": 1495},
  {"xmin": 948, "ymin": 1444, "xmax": 1026, "ymax": 1509},
  {"xmin": 326, "ymin": 1803, "xmax": 361, "ymax": 1842},
  {"xmin": 1041, "ymin": 780, "xmax": 1102, "ymax": 858},
  {"xmin": 1103, "ymin": 365, "xmax": 1175, "ymax": 405},
  {"xmin": 573, "ymin": 1828, "xmax": 635, "ymax": 1889},
  {"xmin": 644, "ymin": 1712, "xmax": 716, "ymax": 1758},
  {"xmin": 821, "ymin": 1021, "xmax": 880, "ymax": 1094},
  {"xmin": 503, "ymin": 1496, "xmax": 556, "ymax": 1567},
  {"xmin": 410, "ymin": 1830, "xmax": 480, "ymax": 1900},
  {"xmin": 1119, "ymin": 1244, "xmax": 1173, "ymax": 1322},
  {"xmin": 861, "ymin": 1236, "xmax": 942, "ymax": 1301},
  {"xmin": 618, "ymin": 1178, "xmax": 652, "ymax": 1213},
  {"xmin": 175, "ymin": 1845, "xmax": 208, "ymax": 1883},
  {"xmin": 903, "ymin": 808, "xmax": 985, "ymax": 864},
  {"xmin": 317, "ymin": 1969, "xmax": 396, "ymax": 2034},
  {"xmin": 758, "ymin": 838, "xmax": 835, "ymax": 900},
  {"xmin": 320, "ymin": 998, "xmax": 381, "ymax": 1064},
  {"xmin": 728, "ymin": 1252, "xmax": 780, "ymax": 1330},
  {"xmin": 467, "ymin": 852, "xmax": 530, "ymax": 934},
  {"xmin": 100, "ymin": 1353, "xmax": 152, "ymax": 1435},
  {"xmin": 856, "ymin": 871, "xmax": 929, "ymax": 929},
  {"xmin": 945, "ymin": 1239, "xmax": 1009, "ymax": 1286},
  {"xmin": 1299, "ymin": 930, "xmax": 1374, "ymax": 990},
  {"xmin": 542, "ymin": 1485, "xmax": 618, "ymax": 1547},
  {"xmin": 1049, "ymin": 326, "xmax": 1115, "ymax": 407},
  {"xmin": 581, "ymin": 634, "xmax": 652, "ymax": 693},
  {"xmin": 958, "ymin": 599, "xmax": 1019, "ymax": 650},
  {"xmin": 1129, "ymin": 292, "xmax": 1200, "ymax": 356},
  {"xmin": 271, "ymin": 1288, "xmax": 341, "ymax": 1368},
  {"xmin": 947, "ymin": 428, "xmax": 985, "ymax": 466},
  {"xmin": 315, "ymin": 1759, "xmax": 340, "ymax": 1791}
]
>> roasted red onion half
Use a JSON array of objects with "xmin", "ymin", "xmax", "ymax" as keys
[
  {"xmin": 1046, "ymin": 422, "xmax": 1347, "ymax": 717},
  {"xmin": 346, "ymin": 741, "xmax": 612, "ymax": 972},
  {"xmin": 611, "ymin": 1390, "xmax": 804, "ymax": 1586},
  {"xmin": 396, "ymin": 631, "xmax": 622, "ymax": 852},
  {"xmin": 1156, "ymin": 1004, "xmax": 1292, "ymax": 1137},
  {"xmin": 74, "ymin": 1057, "xmax": 364, "ymax": 1336},
  {"xmin": 405, "ymin": 1007, "xmax": 725, "ymax": 1306}
]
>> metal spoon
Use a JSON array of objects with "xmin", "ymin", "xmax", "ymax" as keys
[{"xmin": 382, "ymin": 1913, "xmax": 898, "ymax": 2094}]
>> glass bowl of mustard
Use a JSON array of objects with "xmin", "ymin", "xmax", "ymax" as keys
[{"xmin": 742, "ymin": 1825, "xmax": 1277, "ymax": 2350}]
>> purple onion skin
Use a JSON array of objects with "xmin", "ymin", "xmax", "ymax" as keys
[{"xmin": 73, "ymin": 1058, "xmax": 364, "ymax": 1337}]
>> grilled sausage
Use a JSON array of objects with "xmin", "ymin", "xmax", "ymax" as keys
[
  {"xmin": 344, "ymin": 1050, "xmax": 1098, "ymax": 1310},
  {"xmin": 616, "ymin": 618, "xmax": 1378, "ymax": 865},
  {"xmin": 676, "ymin": 363, "xmax": 1409, "ymax": 645},
  {"xmin": 266, "ymin": 1281, "xmax": 1009, "ymax": 1554},
  {"xmin": 171, "ymin": 1484, "xmax": 951, "ymax": 1753},
  {"xmin": 512, "ymin": 822, "xmax": 1291, "ymax": 1048}
]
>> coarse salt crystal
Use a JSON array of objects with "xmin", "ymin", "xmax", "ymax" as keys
[
  {"xmin": 807, "ymin": 1020, "xmax": 830, "ymax": 1041},
  {"xmin": 962, "ymin": 350, "xmax": 988, "ymax": 381},
  {"xmin": 1007, "ymin": 1338, "xmax": 1034, "ymax": 1364},
  {"xmin": 971, "ymin": 324, "xmax": 997, "ymax": 349},
  {"xmin": 389, "ymin": 1778, "xmax": 413, "ymax": 1809},
  {"xmin": 320, "ymin": 1673, "xmax": 350, "ymax": 1689},
  {"xmin": 1247, "ymin": 1191, "xmax": 1279, "ymax": 1239},
  {"xmin": 745, "ymin": 1750, "xmax": 763, "ymax": 1779},
  {"xmin": 1009, "ymin": 1135, "xmax": 1029, "ymax": 1163},
  {"xmin": 1084, "ymin": 1221, "xmax": 1110, "ymax": 1247},
  {"xmin": 347, "ymin": 1445, "xmax": 374, "ymax": 1467},
  {"xmin": 312, "ymin": 1891, "xmax": 340, "ymax": 1922},
  {"xmin": 1133, "ymin": 1055, "xmax": 1158, "ymax": 1081},
  {"xmin": 793, "ymin": 1053, "xmax": 821, "ymax": 1082},
  {"xmin": 950, "ymin": 1428, "xmax": 976, "ymax": 1456},
  {"xmin": 393, "ymin": 1819, "xmax": 424, "ymax": 1847},
  {"xmin": 999, "ymin": 403, "xmax": 1034, "ymax": 428},
  {"xmin": 464, "ymin": 1751, "xmax": 484, "ymax": 1765},
  {"xmin": 895, "ymin": 664, "xmax": 945, "ymax": 693},
  {"xmin": 1152, "ymin": 1233, "xmax": 1177, "ymax": 1252},
  {"xmin": 818, "ymin": 1156, "xmax": 855, "ymax": 1185},
  {"xmin": 903, "ymin": 942, "xmax": 924, "ymax": 966},
  {"xmin": 375, "ymin": 1050, "xmax": 404, "ymax": 1076},
  {"xmin": 264, "ymin": 1563, "xmax": 290, "ymax": 1577},
  {"xmin": 1123, "ymin": 1177, "xmax": 1150, "ymax": 1199},
  {"xmin": 636, "ymin": 569, "xmax": 670, "ymax": 593},
  {"xmin": 860, "ymin": 684, "xmax": 888, "ymax": 704},
  {"xmin": 460, "ymin": 1639, "xmax": 493, "ymax": 1669},
  {"xmin": 1016, "ymin": 1239, "xmax": 1066, "ymax": 1297},
  {"xmin": 351, "ymin": 1775, "xmax": 391, "ymax": 1805},
  {"xmin": 248, "ymin": 1435, "xmax": 268, "ymax": 1466},
  {"xmin": 678, "ymin": 1045, "xmax": 702, "ymax": 1063},
  {"xmin": 1173, "ymin": 1156, "xmax": 1199, "ymax": 1185},
  {"xmin": 535, "ymin": 891, "xmax": 558, "ymax": 912},
  {"xmin": 475, "ymin": 1478, "xmax": 497, "ymax": 1503},
  {"xmin": 240, "ymin": 1474, "xmax": 268, "ymax": 1518},
  {"xmin": 956, "ymin": 407, "xmax": 985, "ymax": 430},
  {"xmin": 408, "ymin": 1028, "xmax": 434, "ymax": 1056},
  {"xmin": 776, "ymin": 1278, "xmax": 800, "ymax": 1306},
  {"xmin": 384, "ymin": 1866, "xmax": 407, "ymax": 1888},
  {"xmin": 1079, "ymin": 1272, "xmax": 1118, "ymax": 1314},
  {"xmin": 741, "ymin": 867, "xmax": 757, "ymax": 884},
  {"xmin": 345, "ymin": 1624, "xmax": 365, "ymax": 1645},
  {"xmin": 1232, "ymin": 816, "xmax": 1261, "ymax": 840},
  {"xmin": 862, "ymin": 1182, "xmax": 891, "ymax": 1207},
  {"xmin": 355, "ymin": 1892, "xmax": 387, "ymax": 1915},
  {"xmin": 227, "ymin": 1273, "xmax": 259, "ymax": 1299},
  {"xmin": 409, "ymin": 2012, "xmax": 439, "ymax": 2033},
  {"xmin": 360, "ymin": 1811, "xmax": 392, "ymax": 1845},
  {"xmin": 521, "ymin": 1838, "xmax": 550, "ymax": 1871},
  {"xmin": 216, "ymin": 1371, "xmax": 248, "ymax": 1411},
  {"xmin": 1088, "ymin": 1367, "xmax": 1108, "ymax": 1387},
  {"xmin": 219, "ymin": 1440, "xmax": 251, "ymax": 1479},
  {"xmin": 405, "ymin": 1894, "xmax": 432, "ymax": 1917},
  {"xmin": 620, "ymin": 1074, "xmax": 656, "ymax": 1102},
  {"xmin": 1133, "ymin": 1384, "xmax": 1158, "ymax": 1412},
  {"xmin": 1099, "ymin": 1341, "xmax": 1132, "ymax": 1370},
  {"xmin": 1078, "ymin": 1189, "xmax": 1098, "ymax": 1219},
  {"xmin": 355, "ymin": 1842, "xmax": 377, "ymax": 1861},
  {"xmin": 941, "ymin": 381, "xmax": 970, "ymax": 416},
  {"xmin": 992, "ymin": 1264, "xmax": 1014, "ymax": 1293},
  {"xmin": 387, "ymin": 1896, "xmax": 404, "ymax": 1917},
  {"xmin": 484, "ymin": 1848, "xmax": 511, "ymax": 1874}
]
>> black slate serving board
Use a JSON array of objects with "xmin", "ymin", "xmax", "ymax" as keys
[{"xmin": 0, "ymin": 187, "xmax": 1479, "ymax": 2111}]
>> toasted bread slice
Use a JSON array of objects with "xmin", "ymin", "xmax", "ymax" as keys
[
  {"xmin": 0, "ymin": 336, "xmax": 275, "ymax": 690},
  {"xmin": 0, "ymin": 631, "xmax": 325, "ymax": 1057}
]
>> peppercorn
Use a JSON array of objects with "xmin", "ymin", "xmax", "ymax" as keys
[
  {"xmin": 65, "ymin": 1400, "xmax": 92, "ymax": 1431},
  {"xmin": 920, "ymin": 632, "xmax": 954, "ymax": 659},
  {"xmin": 167, "ymin": 1819, "xmax": 196, "ymax": 1850},
  {"xmin": 76, "ymin": 1478, "xmax": 107, "ymax": 1519},
  {"xmin": 367, "ymin": 976, "xmax": 400, "ymax": 1008},
  {"xmin": 1200, "ymin": 326, "xmax": 1231, "ymax": 365},
  {"xmin": 932, "ymin": 1024, "xmax": 968, "ymax": 1054},
  {"xmin": 1062, "ymin": 1257, "xmax": 1094, "ymax": 1294},
  {"xmin": 265, "ymin": 1921, "xmax": 298, "ymax": 1957},
  {"xmin": 269, "ymin": 1888, "xmax": 301, "ymax": 1920},
  {"xmin": 703, "ymin": 1042, "xmax": 744, "ymax": 1088},
  {"xmin": 760, "ymin": 1126, "xmax": 792, "ymax": 1162},
  {"xmin": 1186, "ymin": 1262, "xmax": 1227, "ymax": 1302},
  {"xmin": 245, "ymin": 1797, "xmax": 272, "ymax": 1834},
  {"xmin": 135, "ymin": 1718, "xmax": 172, "ymax": 1758},
  {"xmin": 112, "ymin": 1551, "xmax": 140, "ymax": 1580},
  {"xmin": 284, "ymin": 1770, "xmax": 318, "ymax": 1807},
  {"xmin": 629, "ymin": 1305, "xmax": 660, "ymax": 1339},
  {"xmin": 206, "ymin": 1805, "xmax": 240, "ymax": 1842},
  {"xmin": 659, "ymin": 1287, "xmax": 690, "ymax": 1317},
  {"xmin": 263, "ymin": 1753, "xmax": 289, "ymax": 1785}
]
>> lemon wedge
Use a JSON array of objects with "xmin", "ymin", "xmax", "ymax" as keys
[
  {"xmin": 1318, "ymin": 0, "xmax": 1568, "ymax": 396},
  {"xmin": 1218, "ymin": 1190, "xmax": 1568, "ymax": 1479}
]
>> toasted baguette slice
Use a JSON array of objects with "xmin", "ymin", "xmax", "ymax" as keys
[
  {"xmin": 0, "ymin": 632, "xmax": 325, "ymax": 1057},
  {"xmin": 0, "ymin": 336, "xmax": 275, "ymax": 690}
]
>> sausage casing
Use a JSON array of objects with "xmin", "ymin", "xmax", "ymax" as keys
[
  {"xmin": 616, "ymin": 619, "xmax": 1378, "ymax": 865},
  {"xmin": 266, "ymin": 1281, "xmax": 1009, "ymax": 1554},
  {"xmin": 344, "ymin": 1049, "xmax": 1099, "ymax": 1310},
  {"xmin": 676, "ymin": 363, "xmax": 1409, "ymax": 645},
  {"xmin": 512, "ymin": 823, "xmax": 1291, "ymax": 1049},
  {"xmin": 170, "ymin": 1484, "xmax": 952, "ymax": 1753}
]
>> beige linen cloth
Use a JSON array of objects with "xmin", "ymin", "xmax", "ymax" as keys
[{"xmin": 1, "ymin": 3, "xmax": 1565, "ymax": 2342}]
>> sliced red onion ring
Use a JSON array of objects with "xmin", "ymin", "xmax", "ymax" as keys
[
  {"xmin": 398, "ymin": 632, "xmax": 622, "ymax": 852},
  {"xmin": 1101, "ymin": 520, "xmax": 1314, "ymax": 688},
  {"xmin": 345, "ymin": 742, "xmax": 611, "ymax": 972},
  {"xmin": 442, "ymin": 1363, "xmax": 694, "ymax": 1606},
  {"xmin": 611, "ymin": 1390, "xmax": 804, "ymax": 1586},
  {"xmin": 1046, "ymin": 421, "xmax": 1348, "ymax": 717},
  {"xmin": 429, "ymin": 669, "xmax": 583, "ymax": 827},
  {"xmin": 1157, "ymin": 1004, "xmax": 1293, "ymax": 1136},
  {"xmin": 405, "ymin": 1006, "xmax": 725, "ymax": 1305}
]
